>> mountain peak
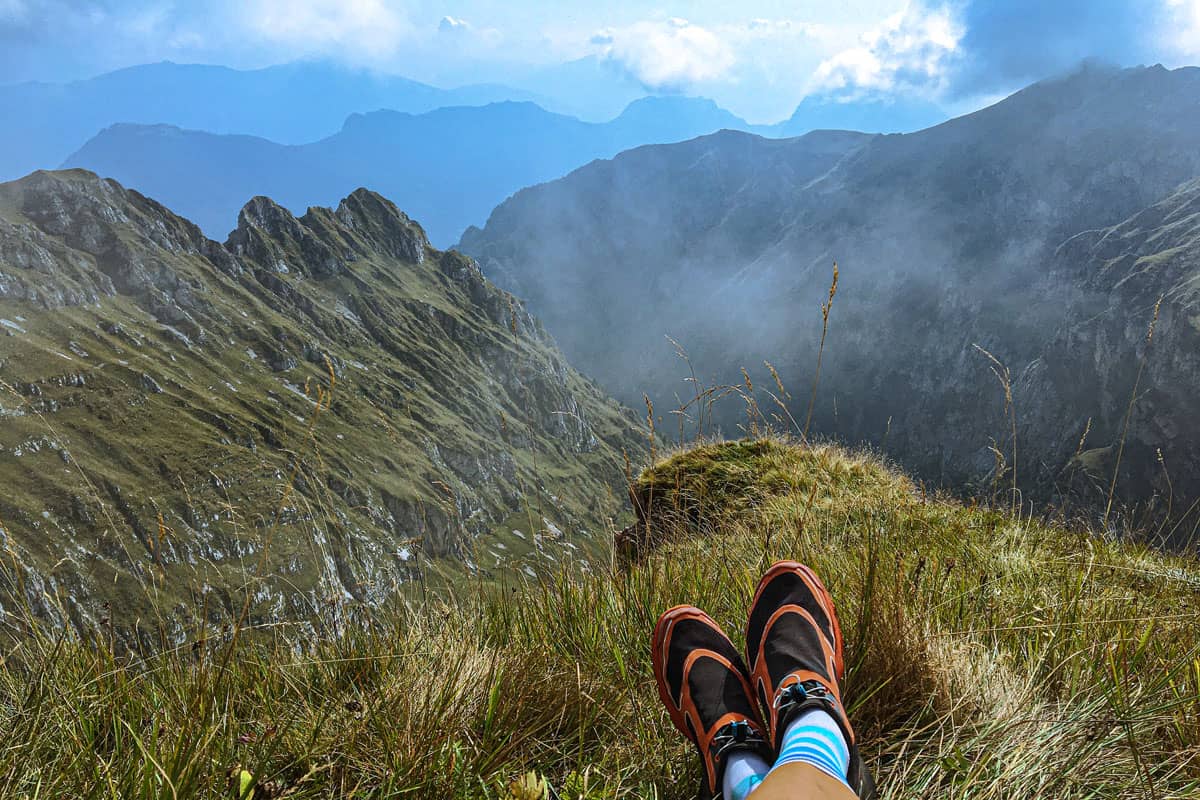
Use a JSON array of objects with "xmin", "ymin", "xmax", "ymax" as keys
[
  {"xmin": 614, "ymin": 95, "xmax": 743, "ymax": 128},
  {"xmin": 332, "ymin": 188, "xmax": 429, "ymax": 263},
  {"xmin": 228, "ymin": 195, "xmax": 344, "ymax": 277},
  {"xmin": 226, "ymin": 189, "xmax": 429, "ymax": 275},
  {"xmin": 0, "ymin": 168, "xmax": 641, "ymax": 631},
  {"xmin": 10, "ymin": 167, "xmax": 114, "ymax": 199},
  {"xmin": 236, "ymin": 195, "xmax": 303, "ymax": 236},
  {"xmin": 0, "ymin": 166, "xmax": 203, "ymax": 252}
]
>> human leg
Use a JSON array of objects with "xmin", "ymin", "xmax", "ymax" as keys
[{"xmin": 743, "ymin": 761, "xmax": 859, "ymax": 800}]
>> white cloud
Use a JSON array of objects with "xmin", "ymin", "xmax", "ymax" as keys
[
  {"xmin": 744, "ymin": 18, "xmax": 829, "ymax": 39},
  {"xmin": 439, "ymin": 15, "xmax": 469, "ymax": 34},
  {"xmin": 814, "ymin": 1, "xmax": 963, "ymax": 97},
  {"xmin": 239, "ymin": 0, "xmax": 411, "ymax": 61},
  {"xmin": 1163, "ymin": 0, "xmax": 1200, "ymax": 59},
  {"xmin": 437, "ymin": 14, "xmax": 504, "ymax": 49},
  {"xmin": 592, "ymin": 17, "xmax": 737, "ymax": 90}
]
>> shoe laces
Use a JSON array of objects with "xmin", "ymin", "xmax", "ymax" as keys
[
  {"xmin": 775, "ymin": 678, "xmax": 838, "ymax": 719},
  {"xmin": 709, "ymin": 718, "xmax": 767, "ymax": 762}
]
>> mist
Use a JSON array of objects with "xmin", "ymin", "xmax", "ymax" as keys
[{"xmin": 461, "ymin": 63, "xmax": 1200, "ymax": 533}]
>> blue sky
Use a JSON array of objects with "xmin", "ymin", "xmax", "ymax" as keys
[{"xmin": 2, "ymin": 0, "xmax": 1199, "ymax": 122}]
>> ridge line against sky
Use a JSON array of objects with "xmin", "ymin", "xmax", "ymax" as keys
[{"xmin": 2, "ymin": 0, "xmax": 1199, "ymax": 123}]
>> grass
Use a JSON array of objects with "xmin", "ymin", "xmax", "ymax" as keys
[{"xmin": 0, "ymin": 436, "xmax": 1197, "ymax": 798}]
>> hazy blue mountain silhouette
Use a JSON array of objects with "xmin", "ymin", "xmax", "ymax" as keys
[
  {"xmin": 65, "ymin": 96, "xmax": 756, "ymax": 245},
  {"xmin": 504, "ymin": 55, "xmax": 648, "ymax": 122},
  {"xmin": 1, "ymin": 60, "xmax": 543, "ymax": 181},
  {"xmin": 773, "ymin": 93, "xmax": 948, "ymax": 136}
]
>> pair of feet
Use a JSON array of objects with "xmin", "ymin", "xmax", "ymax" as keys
[{"xmin": 651, "ymin": 561, "xmax": 874, "ymax": 799}]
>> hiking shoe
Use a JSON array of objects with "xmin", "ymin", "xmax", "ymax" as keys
[
  {"xmin": 652, "ymin": 605, "xmax": 771, "ymax": 799},
  {"xmin": 745, "ymin": 561, "xmax": 875, "ymax": 798}
]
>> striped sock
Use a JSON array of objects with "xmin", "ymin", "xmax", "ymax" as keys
[
  {"xmin": 772, "ymin": 708, "xmax": 852, "ymax": 788},
  {"xmin": 722, "ymin": 750, "xmax": 770, "ymax": 800}
]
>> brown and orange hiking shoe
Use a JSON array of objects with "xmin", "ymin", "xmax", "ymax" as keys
[
  {"xmin": 652, "ymin": 605, "xmax": 772, "ymax": 800},
  {"xmin": 745, "ymin": 561, "xmax": 875, "ymax": 798}
]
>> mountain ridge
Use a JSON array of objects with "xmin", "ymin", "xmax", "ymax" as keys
[
  {"xmin": 0, "ymin": 60, "xmax": 550, "ymax": 181},
  {"xmin": 63, "ymin": 95, "xmax": 760, "ymax": 245},
  {"xmin": 0, "ymin": 168, "xmax": 641, "ymax": 639}
]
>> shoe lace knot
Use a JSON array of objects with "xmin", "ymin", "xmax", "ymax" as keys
[
  {"xmin": 775, "ymin": 678, "xmax": 838, "ymax": 718},
  {"xmin": 710, "ymin": 718, "xmax": 766, "ymax": 762}
]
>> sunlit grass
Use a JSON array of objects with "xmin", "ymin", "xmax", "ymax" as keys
[{"xmin": 0, "ymin": 437, "xmax": 1196, "ymax": 797}]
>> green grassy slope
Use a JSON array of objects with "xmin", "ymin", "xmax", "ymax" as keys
[
  {"xmin": 0, "ymin": 169, "xmax": 641, "ymax": 640},
  {"xmin": 1, "ymin": 438, "xmax": 1196, "ymax": 798}
]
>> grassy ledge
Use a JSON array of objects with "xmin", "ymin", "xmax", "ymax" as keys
[{"xmin": 1, "ymin": 438, "xmax": 1199, "ymax": 798}]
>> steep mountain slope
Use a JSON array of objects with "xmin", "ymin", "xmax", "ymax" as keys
[
  {"xmin": 0, "ymin": 61, "xmax": 543, "ymax": 182},
  {"xmin": 1019, "ymin": 177, "xmax": 1200, "ymax": 513},
  {"xmin": 0, "ymin": 170, "xmax": 641, "ymax": 637},
  {"xmin": 65, "ymin": 97, "xmax": 755, "ymax": 246},
  {"xmin": 464, "ymin": 128, "xmax": 877, "ymax": 388},
  {"xmin": 459, "ymin": 64, "xmax": 1200, "ymax": 519}
]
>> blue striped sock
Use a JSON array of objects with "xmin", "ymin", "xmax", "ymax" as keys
[
  {"xmin": 772, "ymin": 708, "xmax": 852, "ymax": 788},
  {"xmin": 722, "ymin": 750, "xmax": 770, "ymax": 800}
]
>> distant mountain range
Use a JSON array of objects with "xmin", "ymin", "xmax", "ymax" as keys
[
  {"xmin": 0, "ymin": 60, "xmax": 548, "ymax": 182},
  {"xmin": 502, "ymin": 55, "xmax": 649, "ymax": 122},
  {"xmin": 460, "ymin": 63, "xmax": 1200, "ymax": 527},
  {"xmin": 64, "ymin": 96, "xmax": 755, "ymax": 245},
  {"xmin": 772, "ymin": 92, "xmax": 949, "ymax": 138},
  {"xmin": 0, "ymin": 169, "xmax": 639, "ymax": 634},
  {"xmin": 5, "ymin": 58, "xmax": 952, "ymax": 246},
  {"xmin": 4, "ymin": 58, "xmax": 951, "ymax": 190}
]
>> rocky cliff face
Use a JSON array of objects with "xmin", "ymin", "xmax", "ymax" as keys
[
  {"xmin": 459, "ymin": 64, "xmax": 1200, "ymax": 527},
  {"xmin": 0, "ymin": 169, "xmax": 642, "ymax": 643},
  {"xmin": 1018, "ymin": 179, "xmax": 1200, "ymax": 526}
]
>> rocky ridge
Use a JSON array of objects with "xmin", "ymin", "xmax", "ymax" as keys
[{"xmin": 0, "ymin": 169, "xmax": 641, "ymax": 642}]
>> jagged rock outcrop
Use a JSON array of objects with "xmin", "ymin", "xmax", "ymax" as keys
[{"xmin": 0, "ymin": 169, "xmax": 642, "ymax": 645}]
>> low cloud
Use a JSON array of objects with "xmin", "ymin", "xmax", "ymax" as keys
[
  {"xmin": 814, "ymin": 0, "xmax": 1191, "ymax": 103},
  {"xmin": 1162, "ymin": 0, "xmax": 1200, "ymax": 60},
  {"xmin": 0, "ymin": 0, "xmax": 190, "ymax": 81},
  {"xmin": 592, "ymin": 17, "xmax": 736, "ymax": 92},
  {"xmin": 952, "ymin": 0, "xmax": 1170, "ymax": 96},
  {"xmin": 814, "ymin": 2, "xmax": 962, "ymax": 97}
]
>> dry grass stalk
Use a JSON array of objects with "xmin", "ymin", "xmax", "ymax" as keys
[{"xmin": 804, "ymin": 262, "xmax": 839, "ymax": 442}]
